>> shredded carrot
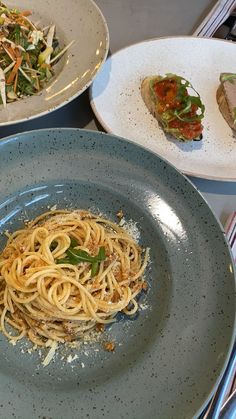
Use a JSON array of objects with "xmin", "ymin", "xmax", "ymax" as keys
[
  {"xmin": 21, "ymin": 10, "xmax": 32, "ymax": 17},
  {"xmin": 16, "ymin": 17, "xmax": 31, "ymax": 29},
  {"xmin": 7, "ymin": 57, "xmax": 23, "ymax": 84},
  {"xmin": 14, "ymin": 48, "xmax": 21, "ymax": 58}
]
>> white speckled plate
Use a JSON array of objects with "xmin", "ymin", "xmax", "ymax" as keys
[
  {"xmin": 0, "ymin": 0, "xmax": 109, "ymax": 126},
  {"xmin": 90, "ymin": 37, "xmax": 236, "ymax": 181}
]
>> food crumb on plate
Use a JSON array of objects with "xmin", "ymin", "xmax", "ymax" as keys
[{"xmin": 103, "ymin": 341, "xmax": 116, "ymax": 352}]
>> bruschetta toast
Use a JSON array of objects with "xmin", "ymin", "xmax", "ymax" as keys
[{"xmin": 141, "ymin": 74, "xmax": 205, "ymax": 141}]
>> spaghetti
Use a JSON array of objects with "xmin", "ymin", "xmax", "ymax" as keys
[{"xmin": 0, "ymin": 210, "xmax": 149, "ymax": 350}]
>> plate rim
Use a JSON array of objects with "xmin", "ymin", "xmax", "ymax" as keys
[
  {"xmin": 90, "ymin": 35, "xmax": 236, "ymax": 182},
  {"xmin": 0, "ymin": 126, "xmax": 235, "ymax": 418}
]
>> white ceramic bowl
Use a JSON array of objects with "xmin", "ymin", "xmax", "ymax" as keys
[{"xmin": 0, "ymin": 0, "xmax": 109, "ymax": 125}]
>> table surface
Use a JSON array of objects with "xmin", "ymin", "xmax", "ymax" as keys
[{"xmin": 0, "ymin": 0, "xmax": 235, "ymax": 226}]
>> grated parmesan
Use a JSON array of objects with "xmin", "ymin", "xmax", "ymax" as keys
[
  {"xmin": 50, "ymin": 204, "xmax": 57, "ymax": 211},
  {"xmin": 139, "ymin": 302, "xmax": 150, "ymax": 311},
  {"xmin": 66, "ymin": 354, "xmax": 78, "ymax": 363},
  {"xmin": 121, "ymin": 218, "xmax": 141, "ymax": 241},
  {"xmin": 42, "ymin": 341, "xmax": 58, "ymax": 367}
]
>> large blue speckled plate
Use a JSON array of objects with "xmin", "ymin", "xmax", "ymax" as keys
[{"xmin": 0, "ymin": 128, "xmax": 235, "ymax": 419}]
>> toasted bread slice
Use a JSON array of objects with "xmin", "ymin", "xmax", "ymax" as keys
[
  {"xmin": 141, "ymin": 76, "xmax": 182, "ymax": 139},
  {"xmin": 217, "ymin": 73, "xmax": 236, "ymax": 131},
  {"xmin": 140, "ymin": 74, "xmax": 204, "ymax": 142},
  {"xmin": 141, "ymin": 77, "xmax": 160, "ymax": 121}
]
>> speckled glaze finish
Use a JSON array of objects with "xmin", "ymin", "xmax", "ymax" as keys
[
  {"xmin": 0, "ymin": 0, "xmax": 109, "ymax": 126},
  {"xmin": 90, "ymin": 37, "xmax": 236, "ymax": 181},
  {"xmin": 0, "ymin": 128, "xmax": 235, "ymax": 419}
]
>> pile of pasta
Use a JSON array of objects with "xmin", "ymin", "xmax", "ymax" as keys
[{"xmin": 0, "ymin": 210, "xmax": 149, "ymax": 348}]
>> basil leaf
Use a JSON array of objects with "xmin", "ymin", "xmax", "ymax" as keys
[
  {"xmin": 67, "ymin": 248, "xmax": 95, "ymax": 263},
  {"xmin": 57, "ymin": 257, "xmax": 71, "ymax": 264},
  {"xmin": 91, "ymin": 262, "xmax": 99, "ymax": 277},
  {"xmin": 70, "ymin": 237, "xmax": 78, "ymax": 248},
  {"xmin": 97, "ymin": 246, "xmax": 105, "ymax": 260},
  {"xmin": 56, "ymin": 246, "xmax": 106, "ymax": 269}
]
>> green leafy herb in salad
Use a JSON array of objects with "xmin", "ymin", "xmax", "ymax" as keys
[{"xmin": 0, "ymin": 1, "xmax": 74, "ymax": 107}]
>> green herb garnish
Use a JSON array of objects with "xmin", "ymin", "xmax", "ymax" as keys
[
  {"xmin": 149, "ymin": 74, "xmax": 205, "ymax": 126},
  {"xmin": 91, "ymin": 261, "xmax": 99, "ymax": 277},
  {"xmin": 57, "ymin": 246, "xmax": 106, "ymax": 277},
  {"xmin": 70, "ymin": 237, "xmax": 78, "ymax": 248},
  {"xmin": 220, "ymin": 73, "xmax": 236, "ymax": 84},
  {"xmin": 233, "ymin": 107, "xmax": 236, "ymax": 124}
]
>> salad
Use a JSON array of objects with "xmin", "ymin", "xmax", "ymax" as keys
[{"xmin": 0, "ymin": 1, "xmax": 74, "ymax": 107}]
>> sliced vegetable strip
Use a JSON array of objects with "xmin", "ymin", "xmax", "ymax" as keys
[
  {"xmin": 6, "ymin": 56, "xmax": 22, "ymax": 84},
  {"xmin": 0, "ymin": 67, "xmax": 6, "ymax": 107}
]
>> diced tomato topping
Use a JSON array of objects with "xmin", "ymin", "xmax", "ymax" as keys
[
  {"xmin": 153, "ymin": 78, "xmax": 203, "ymax": 139},
  {"xmin": 154, "ymin": 79, "xmax": 178, "ymax": 103},
  {"xmin": 169, "ymin": 118, "xmax": 202, "ymax": 139},
  {"xmin": 154, "ymin": 79, "xmax": 186, "ymax": 112}
]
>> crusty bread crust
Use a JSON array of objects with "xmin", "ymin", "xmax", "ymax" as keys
[
  {"xmin": 141, "ymin": 77, "xmax": 159, "ymax": 120},
  {"xmin": 141, "ymin": 76, "xmax": 179, "ymax": 138},
  {"xmin": 216, "ymin": 83, "xmax": 236, "ymax": 131}
]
